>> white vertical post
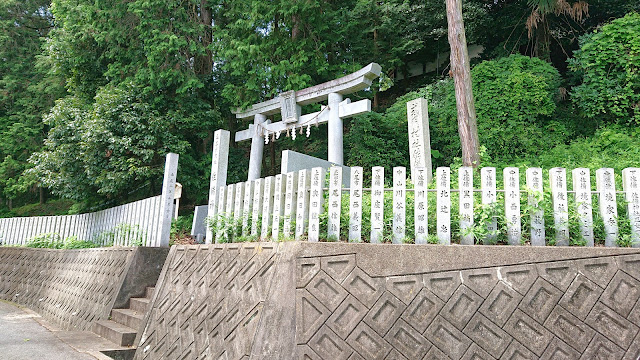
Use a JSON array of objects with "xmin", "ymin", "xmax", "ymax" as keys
[
  {"xmin": 328, "ymin": 167, "xmax": 343, "ymax": 240},
  {"xmin": 414, "ymin": 168, "xmax": 429, "ymax": 244},
  {"xmin": 283, "ymin": 172, "xmax": 298, "ymax": 239},
  {"xmin": 459, "ymin": 167, "xmax": 474, "ymax": 245},
  {"xmin": 242, "ymin": 181, "xmax": 253, "ymax": 237},
  {"xmin": 328, "ymin": 93, "xmax": 344, "ymax": 165},
  {"xmin": 436, "ymin": 167, "xmax": 451, "ymax": 245},
  {"xmin": 572, "ymin": 168, "xmax": 594, "ymax": 246},
  {"xmin": 272, "ymin": 175, "xmax": 285, "ymax": 240},
  {"xmin": 406, "ymin": 97, "xmax": 433, "ymax": 183},
  {"xmin": 370, "ymin": 167, "xmax": 385, "ymax": 243},
  {"xmin": 526, "ymin": 168, "xmax": 545, "ymax": 246},
  {"xmin": 248, "ymin": 114, "xmax": 266, "ymax": 180},
  {"xmin": 225, "ymin": 184, "xmax": 235, "ymax": 242},
  {"xmin": 481, "ymin": 167, "xmax": 497, "ymax": 244},
  {"xmin": 504, "ymin": 168, "xmax": 521, "ymax": 245},
  {"xmin": 216, "ymin": 186, "xmax": 227, "ymax": 242},
  {"xmin": 349, "ymin": 167, "xmax": 363, "ymax": 242},
  {"xmin": 392, "ymin": 167, "xmax": 406, "ymax": 244},
  {"xmin": 261, "ymin": 176, "xmax": 275, "ymax": 239},
  {"xmin": 206, "ymin": 130, "xmax": 230, "ymax": 244},
  {"xmin": 622, "ymin": 168, "xmax": 640, "ymax": 248},
  {"xmin": 234, "ymin": 183, "xmax": 244, "ymax": 239},
  {"xmin": 550, "ymin": 168, "xmax": 569, "ymax": 246},
  {"xmin": 295, "ymin": 170, "xmax": 310, "ymax": 240},
  {"xmin": 308, "ymin": 167, "xmax": 325, "ymax": 242},
  {"xmin": 596, "ymin": 168, "xmax": 618, "ymax": 247},
  {"xmin": 251, "ymin": 179, "xmax": 263, "ymax": 237},
  {"xmin": 157, "ymin": 153, "xmax": 179, "ymax": 247}
]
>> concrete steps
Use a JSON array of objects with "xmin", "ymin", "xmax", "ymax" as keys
[{"xmin": 92, "ymin": 286, "xmax": 154, "ymax": 348}]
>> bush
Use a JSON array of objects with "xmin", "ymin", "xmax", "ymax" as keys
[{"xmin": 570, "ymin": 12, "xmax": 640, "ymax": 124}]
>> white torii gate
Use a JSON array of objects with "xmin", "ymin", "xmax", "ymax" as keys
[{"xmin": 234, "ymin": 63, "xmax": 382, "ymax": 180}]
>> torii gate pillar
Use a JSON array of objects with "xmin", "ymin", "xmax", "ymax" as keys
[
  {"xmin": 328, "ymin": 92, "xmax": 344, "ymax": 165},
  {"xmin": 248, "ymin": 114, "xmax": 266, "ymax": 180}
]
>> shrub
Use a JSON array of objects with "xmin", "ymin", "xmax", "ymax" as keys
[{"xmin": 570, "ymin": 12, "xmax": 640, "ymax": 124}]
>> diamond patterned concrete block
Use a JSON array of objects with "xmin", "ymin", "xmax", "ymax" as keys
[
  {"xmin": 321, "ymin": 255, "xmax": 356, "ymax": 284},
  {"xmin": 297, "ymin": 289, "xmax": 331, "ymax": 344},
  {"xmin": 540, "ymin": 337, "xmax": 581, "ymax": 360},
  {"xmin": 616, "ymin": 254, "xmax": 640, "ymax": 281},
  {"xmin": 575, "ymin": 257, "xmax": 618, "ymax": 288},
  {"xmin": 307, "ymin": 270, "xmax": 348, "ymax": 312},
  {"xmin": 504, "ymin": 309, "xmax": 553, "ymax": 356},
  {"xmin": 441, "ymin": 285, "xmax": 484, "ymax": 331},
  {"xmin": 385, "ymin": 319, "xmax": 431, "ymax": 359},
  {"xmin": 536, "ymin": 261, "xmax": 577, "ymax": 292},
  {"xmin": 628, "ymin": 299, "xmax": 640, "ymax": 325},
  {"xmin": 479, "ymin": 281, "xmax": 523, "ymax": 327},
  {"xmin": 347, "ymin": 352, "xmax": 365, "ymax": 360},
  {"xmin": 600, "ymin": 270, "xmax": 640, "ymax": 318},
  {"xmin": 298, "ymin": 344, "xmax": 322, "ymax": 360},
  {"xmin": 463, "ymin": 313, "xmax": 512, "ymax": 358},
  {"xmin": 297, "ymin": 258, "xmax": 321, "ymax": 288},
  {"xmin": 519, "ymin": 277, "xmax": 562, "ymax": 324},
  {"xmin": 500, "ymin": 341, "xmax": 537, "ymax": 360},
  {"xmin": 347, "ymin": 322, "xmax": 392, "ymax": 360},
  {"xmin": 579, "ymin": 334, "xmax": 624, "ymax": 360},
  {"xmin": 499, "ymin": 264, "xmax": 538, "ymax": 296},
  {"xmin": 342, "ymin": 267, "xmax": 385, "ymax": 309},
  {"xmin": 585, "ymin": 302, "xmax": 639, "ymax": 350},
  {"xmin": 308, "ymin": 325, "xmax": 353, "ymax": 360},
  {"xmin": 423, "ymin": 271, "xmax": 461, "ymax": 302},
  {"xmin": 386, "ymin": 274, "xmax": 422, "ymax": 305},
  {"xmin": 461, "ymin": 268, "xmax": 498, "ymax": 298},
  {"xmin": 400, "ymin": 288, "xmax": 443, "ymax": 333},
  {"xmin": 364, "ymin": 292, "xmax": 406, "ymax": 336},
  {"xmin": 424, "ymin": 345, "xmax": 452, "ymax": 360},
  {"xmin": 544, "ymin": 305, "xmax": 595, "ymax": 353},
  {"xmin": 461, "ymin": 343, "xmax": 496, "ymax": 360},
  {"xmin": 558, "ymin": 273, "xmax": 603, "ymax": 320},
  {"xmin": 425, "ymin": 316, "xmax": 472, "ymax": 360},
  {"xmin": 384, "ymin": 349, "xmax": 407, "ymax": 360},
  {"xmin": 623, "ymin": 333, "xmax": 640, "ymax": 360},
  {"xmin": 327, "ymin": 295, "xmax": 368, "ymax": 339}
]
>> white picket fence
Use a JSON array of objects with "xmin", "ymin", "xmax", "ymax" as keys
[
  {"xmin": 209, "ymin": 166, "xmax": 640, "ymax": 247},
  {"xmin": 0, "ymin": 195, "xmax": 165, "ymax": 247}
]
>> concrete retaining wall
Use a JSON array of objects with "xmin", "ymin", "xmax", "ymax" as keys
[
  {"xmin": 135, "ymin": 243, "xmax": 640, "ymax": 359},
  {"xmin": 0, "ymin": 247, "xmax": 168, "ymax": 331}
]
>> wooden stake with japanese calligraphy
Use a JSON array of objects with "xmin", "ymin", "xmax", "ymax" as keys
[
  {"xmin": 349, "ymin": 167, "xmax": 363, "ymax": 242},
  {"xmin": 251, "ymin": 179, "xmax": 263, "ymax": 237},
  {"xmin": 596, "ymin": 168, "xmax": 618, "ymax": 247},
  {"xmin": 328, "ymin": 167, "xmax": 343, "ymax": 240},
  {"xmin": 308, "ymin": 168, "xmax": 325, "ymax": 242},
  {"xmin": 526, "ymin": 168, "xmax": 545, "ymax": 246},
  {"xmin": 459, "ymin": 167, "xmax": 474, "ymax": 245},
  {"xmin": 370, "ymin": 167, "xmax": 385, "ymax": 243},
  {"xmin": 393, "ymin": 167, "xmax": 406, "ymax": 244},
  {"xmin": 550, "ymin": 168, "xmax": 569, "ymax": 246},
  {"xmin": 295, "ymin": 169, "xmax": 311, "ymax": 240},
  {"xmin": 437, "ymin": 167, "xmax": 451, "ymax": 245},
  {"xmin": 504, "ymin": 168, "xmax": 521, "ymax": 245},
  {"xmin": 283, "ymin": 172, "xmax": 298, "ymax": 239},
  {"xmin": 481, "ymin": 167, "xmax": 497, "ymax": 244},
  {"xmin": 622, "ymin": 168, "xmax": 640, "ymax": 248},
  {"xmin": 414, "ymin": 168, "xmax": 429, "ymax": 244},
  {"xmin": 572, "ymin": 168, "xmax": 594, "ymax": 246}
]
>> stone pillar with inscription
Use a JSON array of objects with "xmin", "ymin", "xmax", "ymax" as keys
[
  {"xmin": 206, "ymin": 130, "xmax": 229, "ymax": 243},
  {"xmin": 526, "ymin": 168, "xmax": 545, "ymax": 246},
  {"xmin": 370, "ymin": 167, "xmax": 385, "ymax": 243},
  {"xmin": 406, "ymin": 98, "xmax": 433, "ymax": 184},
  {"xmin": 157, "ymin": 153, "xmax": 179, "ymax": 247},
  {"xmin": 349, "ymin": 167, "xmax": 363, "ymax": 242},
  {"xmin": 414, "ymin": 168, "xmax": 429, "ymax": 244},
  {"xmin": 459, "ymin": 167, "xmax": 474, "ymax": 245},
  {"xmin": 622, "ymin": 168, "xmax": 640, "ymax": 247},
  {"xmin": 436, "ymin": 167, "xmax": 451, "ymax": 245},
  {"xmin": 596, "ymin": 168, "xmax": 617, "ymax": 247}
]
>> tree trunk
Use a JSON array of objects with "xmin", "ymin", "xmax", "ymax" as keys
[
  {"xmin": 39, "ymin": 187, "xmax": 45, "ymax": 205},
  {"xmin": 445, "ymin": 0, "xmax": 480, "ymax": 167}
]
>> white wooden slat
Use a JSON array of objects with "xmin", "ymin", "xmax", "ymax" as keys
[
  {"xmin": 370, "ymin": 167, "xmax": 384, "ymax": 244},
  {"xmin": 596, "ymin": 168, "xmax": 618, "ymax": 247},
  {"xmin": 392, "ymin": 167, "xmax": 406, "ymax": 244},
  {"xmin": 550, "ymin": 168, "xmax": 569, "ymax": 246},
  {"xmin": 242, "ymin": 181, "xmax": 253, "ymax": 237},
  {"xmin": 622, "ymin": 168, "xmax": 640, "ymax": 248},
  {"xmin": 349, "ymin": 167, "xmax": 363, "ymax": 243},
  {"xmin": 572, "ymin": 168, "xmax": 594, "ymax": 246},
  {"xmin": 328, "ymin": 167, "xmax": 343, "ymax": 240},
  {"xmin": 251, "ymin": 179, "xmax": 264, "ymax": 237},
  {"xmin": 436, "ymin": 167, "xmax": 451, "ymax": 245},
  {"xmin": 526, "ymin": 168, "xmax": 545, "ymax": 246},
  {"xmin": 308, "ymin": 168, "xmax": 325, "ymax": 242},
  {"xmin": 261, "ymin": 178, "xmax": 274, "ymax": 239},
  {"xmin": 283, "ymin": 172, "xmax": 297, "ymax": 239},
  {"xmin": 272, "ymin": 175, "xmax": 285, "ymax": 240},
  {"xmin": 504, "ymin": 167, "xmax": 521, "ymax": 245},
  {"xmin": 481, "ymin": 167, "xmax": 497, "ymax": 244},
  {"xmin": 459, "ymin": 167, "xmax": 474, "ymax": 245},
  {"xmin": 295, "ymin": 170, "xmax": 310, "ymax": 240}
]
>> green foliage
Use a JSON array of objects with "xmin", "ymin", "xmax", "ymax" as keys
[
  {"xmin": 29, "ymin": 83, "xmax": 189, "ymax": 202},
  {"xmin": 24, "ymin": 233, "xmax": 102, "ymax": 249},
  {"xmin": 570, "ymin": 12, "xmax": 640, "ymax": 124}
]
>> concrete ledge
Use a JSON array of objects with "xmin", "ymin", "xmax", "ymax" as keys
[
  {"xmin": 134, "ymin": 243, "xmax": 640, "ymax": 359},
  {"xmin": 0, "ymin": 247, "xmax": 168, "ymax": 331}
]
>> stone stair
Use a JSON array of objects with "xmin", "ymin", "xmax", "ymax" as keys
[{"xmin": 93, "ymin": 287, "xmax": 154, "ymax": 347}]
